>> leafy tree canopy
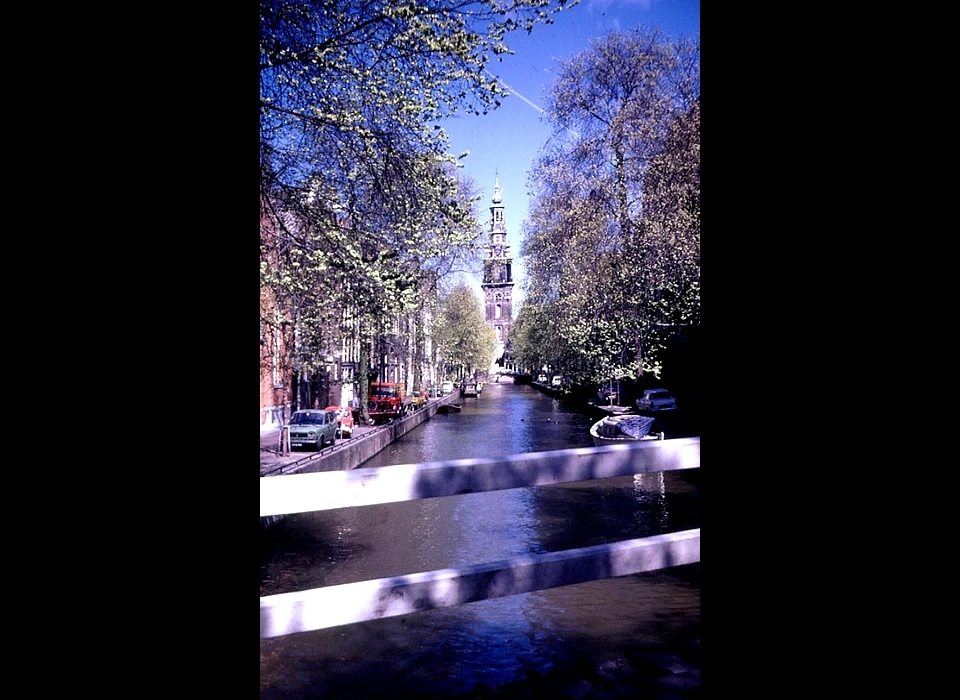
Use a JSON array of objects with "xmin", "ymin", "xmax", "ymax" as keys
[
  {"xmin": 519, "ymin": 27, "xmax": 699, "ymax": 384},
  {"xmin": 434, "ymin": 283, "xmax": 497, "ymax": 375},
  {"xmin": 261, "ymin": 0, "xmax": 579, "ymax": 366}
]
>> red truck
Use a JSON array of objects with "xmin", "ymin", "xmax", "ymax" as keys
[{"xmin": 367, "ymin": 382, "xmax": 411, "ymax": 424}]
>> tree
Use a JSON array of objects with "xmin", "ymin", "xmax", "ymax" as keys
[
  {"xmin": 519, "ymin": 27, "xmax": 699, "ymax": 389},
  {"xmin": 260, "ymin": 1, "xmax": 580, "ymax": 399},
  {"xmin": 639, "ymin": 98, "xmax": 700, "ymax": 330},
  {"xmin": 434, "ymin": 283, "xmax": 496, "ymax": 379},
  {"xmin": 261, "ymin": 0, "xmax": 581, "ymax": 214},
  {"xmin": 261, "ymin": 0, "xmax": 580, "ymax": 173}
]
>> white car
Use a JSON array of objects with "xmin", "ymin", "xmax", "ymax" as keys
[
  {"xmin": 636, "ymin": 388, "xmax": 677, "ymax": 412},
  {"xmin": 439, "ymin": 380, "xmax": 454, "ymax": 396}
]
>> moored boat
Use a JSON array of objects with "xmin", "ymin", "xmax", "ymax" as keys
[
  {"xmin": 437, "ymin": 403, "xmax": 462, "ymax": 414},
  {"xmin": 590, "ymin": 403, "xmax": 636, "ymax": 416},
  {"xmin": 590, "ymin": 414, "xmax": 664, "ymax": 446}
]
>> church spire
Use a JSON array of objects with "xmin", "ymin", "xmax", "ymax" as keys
[{"xmin": 480, "ymin": 175, "xmax": 514, "ymax": 370}]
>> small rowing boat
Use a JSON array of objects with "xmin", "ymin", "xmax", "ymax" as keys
[
  {"xmin": 437, "ymin": 403, "xmax": 462, "ymax": 414},
  {"xmin": 590, "ymin": 414, "xmax": 664, "ymax": 446}
]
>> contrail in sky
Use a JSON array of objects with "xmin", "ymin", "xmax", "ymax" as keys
[
  {"xmin": 485, "ymin": 69, "xmax": 580, "ymax": 139},
  {"xmin": 485, "ymin": 69, "xmax": 543, "ymax": 114}
]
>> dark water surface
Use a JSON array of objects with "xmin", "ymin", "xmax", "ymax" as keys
[{"xmin": 260, "ymin": 382, "xmax": 700, "ymax": 698}]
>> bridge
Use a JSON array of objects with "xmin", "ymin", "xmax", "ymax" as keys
[
  {"xmin": 260, "ymin": 437, "xmax": 700, "ymax": 638},
  {"xmin": 491, "ymin": 369, "xmax": 531, "ymax": 383}
]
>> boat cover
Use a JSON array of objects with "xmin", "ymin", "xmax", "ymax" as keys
[{"xmin": 603, "ymin": 414, "xmax": 656, "ymax": 439}]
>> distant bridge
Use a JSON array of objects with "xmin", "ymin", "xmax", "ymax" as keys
[{"xmin": 492, "ymin": 370, "xmax": 531, "ymax": 383}]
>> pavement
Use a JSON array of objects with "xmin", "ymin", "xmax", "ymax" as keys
[
  {"xmin": 260, "ymin": 398, "xmax": 447, "ymax": 475},
  {"xmin": 259, "ymin": 419, "xmax": 387, "ymax": 475}
]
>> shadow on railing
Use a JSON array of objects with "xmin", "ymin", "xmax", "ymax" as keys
[{"xmin": 260, "ymin": 437, "xmax": 700, "ymax": 639}]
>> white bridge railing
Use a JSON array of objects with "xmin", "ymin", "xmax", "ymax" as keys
[{"xmin": 260, "ymin": 437, "xmax": 700, "ymax": 639}]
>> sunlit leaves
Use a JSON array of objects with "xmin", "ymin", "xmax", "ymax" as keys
[
  {"xmin": 261, "ymin": 0, "xmax": 580, "ymax": 378},
  {"xmin": 261, "ymin": 0, "xmax": 578, "ymax": 174},
  {"xmin": 434, "ymin": 283, "xmax": 497, "ymax": 374},
  {"xmin": 516, "ymin": 27, "xmax": 699, "ymax": 385}
]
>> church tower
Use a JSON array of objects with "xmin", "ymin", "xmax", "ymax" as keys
[{"xmin": 480, "ymin": 177, "xmax": 514, "ymax": 368}]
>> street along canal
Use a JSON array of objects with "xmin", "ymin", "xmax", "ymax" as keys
[{"xmin": 260, "ymin": 381, "xmax": 700, "ymax": 698}]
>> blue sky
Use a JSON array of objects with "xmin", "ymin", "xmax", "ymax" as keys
[{"xmin": 442, "ymin": 0, "xmax": 700, "ymax": 311}]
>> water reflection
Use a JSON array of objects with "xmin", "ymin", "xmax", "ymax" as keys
[
  {"xmin": 633, "ymin": 470, "xmax": 669, "ymax": 532},
  {"xmin": 373, "ymin": 383, "xmax": 596, "ymax": 466}
]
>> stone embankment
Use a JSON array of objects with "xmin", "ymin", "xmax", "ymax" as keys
[{"xmin": 260, "ymin": 393, "xmax": 456, "ymax": 477}]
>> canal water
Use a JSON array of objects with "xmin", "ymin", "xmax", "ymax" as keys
[{"xmin": 260, "ymin": 381, "xmax": 700, "ymax": 698}]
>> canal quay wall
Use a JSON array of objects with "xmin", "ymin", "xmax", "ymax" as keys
[
  {"xmin": 260, "ymin": 392, "xmax": 460, "ymax": 478},
  {"xmin": 260, "ymin": 381, "xmax": 697, "ymax": 480},
  {"xmin": 260, "ymin": 380, "xmax": 587, "ymax": 480},
  {"xmin": 530, "ymin": 379, "xmax": 702, "ymax": 437}
]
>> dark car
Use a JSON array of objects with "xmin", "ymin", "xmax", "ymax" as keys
[
  {"xmin": 286, "ymin": 409, "xmax": 339, "ymax": 450},
  {"xmin": 636, "ymin": 388, "xmax": 678, "ymax": 412}
]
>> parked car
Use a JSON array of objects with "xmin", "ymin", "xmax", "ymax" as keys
[
  {"xmin": 537, "ymin": 374, "xmax": 548, "ymax": 383},
  {"xmin": 410, "ymin": 391, "xmax": 428, "ymax": 410},
  {"xmin": 287, "ymin": 409, "xmax": 339, "ymax": 450},
  {"xmin": 325, "ymin": 405, "xmax": 355, "ymax": 439},
  {"xmin": 551, "ymin": 375, "xmax": 563, "ymax": 388},
  {"xmin": 439, "ymin": 380, "xmax": 454, "ymax": 396},
  {"xmin": 636, "ymin": 388, "xmax": 677, "ymax": 412}
]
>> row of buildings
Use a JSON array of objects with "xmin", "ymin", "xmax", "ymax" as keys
[{"xmin": 260, "ymin": 178, "xmax": 517, "ymax": 431}]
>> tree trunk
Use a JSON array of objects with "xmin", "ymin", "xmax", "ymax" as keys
[{"xmin": 358, "ymin": 333, "xmax": 372, "ymax": 425}]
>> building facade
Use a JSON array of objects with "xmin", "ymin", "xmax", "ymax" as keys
[{"xmin": 261, "ymin": 192, "xmax": 447, "ymax": 431}]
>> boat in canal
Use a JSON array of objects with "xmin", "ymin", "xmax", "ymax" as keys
[
  {"xmin": 462, "ymin": 381, "xmax": 479, "ymax": 397},
  {"xmin": 589, "ymin": 413, "xmax": 664, "ymax": 446},
  {"xmin": 436, "ymin": 403, "xmax": 462, "ymax": 414}
]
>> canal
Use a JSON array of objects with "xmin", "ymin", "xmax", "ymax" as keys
[{"xmin": 260, "ymin": 381, "xmax": 700, "ymax": 698}]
